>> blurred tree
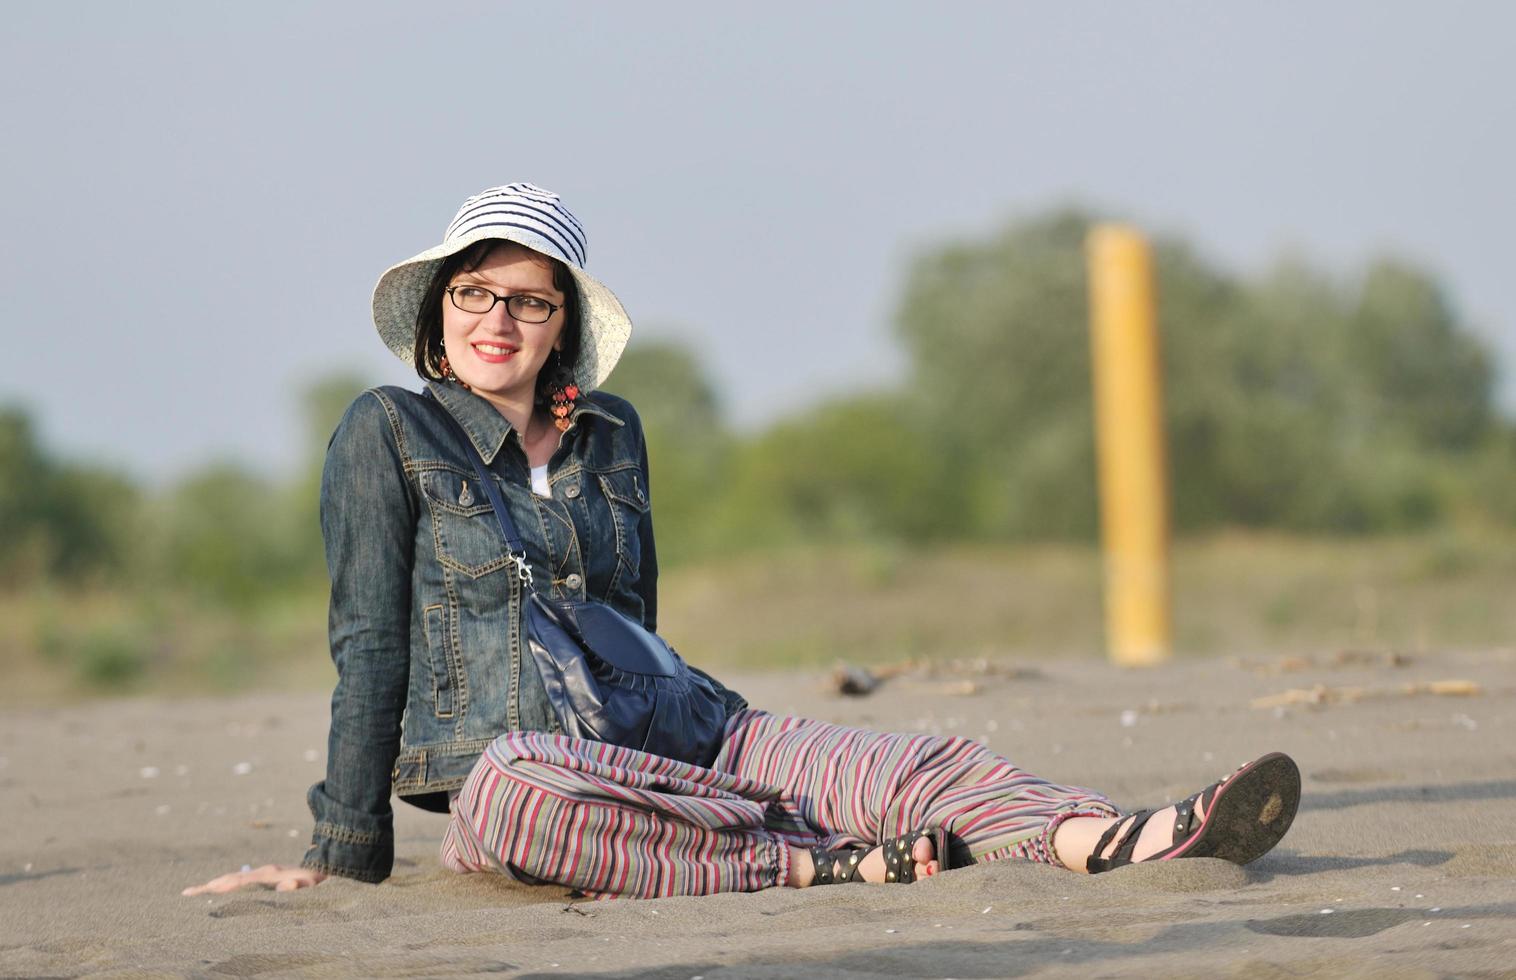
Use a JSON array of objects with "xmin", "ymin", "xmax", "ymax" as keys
[
  {"xmin": 893, "ymin": 209, "xmax": 1099, "ymax": 539},
  {"xmin": 150, "ymin": 462, "xmax": 308, "ymax": 607},
  {"xmin": 716, "ymin": 394, "xmax": 964, "ymax": 546},
  {"xmin": 290, "ymin": 373, "xmax": 373, "ymax": 582},
  {"xmin": 600, "ymin": 338, "xmax": 732, "ymax": 563},
  {"xmin": 1343, "ymin": 258, "xmax": 1493, "ymax": 451},
  {"xmin": 1461, "ymin": 428, "xmax": 1516, "ymax": 526},
  {"xmin": 0, "ymin": 408, "xmax": 55, "ymax": 583},
  {"xmin": 601, "ymin": 338, "xmax": 723, "ymax": 445},
  {"xmin": 300, "ymin": 374, "xmax": 376, "ymax": 459},
  {"xmin": 41, "ymin": 464, "xmax": 144, "ymax": 579},
  {"xmin": 0, "ymin": 406, "xmax": 142, "ymax": 586},
  {"xmin": 891, "ymin": 210, "xmax": 1504, "ymax": 538}
]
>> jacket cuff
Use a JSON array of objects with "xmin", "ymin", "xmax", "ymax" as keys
[{"xmin": 303, "ymin": 781, "xmax": 395, "ymax": 883}]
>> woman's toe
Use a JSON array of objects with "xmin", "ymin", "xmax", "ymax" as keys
[{"xmin": 913, "ymin": 835, "xmax": 939, "ymax": 876}]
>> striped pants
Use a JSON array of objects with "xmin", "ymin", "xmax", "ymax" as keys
[{"xmin": 441, "ymin": 709, "xmax": 1118, "ymax": 899}]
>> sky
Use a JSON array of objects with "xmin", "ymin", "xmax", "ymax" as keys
[{"xmin": 3, "ymin": 1, "xmax": 1513, "ymax": 485}]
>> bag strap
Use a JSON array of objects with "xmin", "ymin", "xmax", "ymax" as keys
[{"xmin": 422, "ymin": 389, "xmax": 534, "ymax": 588}]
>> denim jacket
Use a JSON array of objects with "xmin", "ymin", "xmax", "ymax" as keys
[{"xmin": 301, "ymin": 379, "xmax": 744, "ymax": 883}]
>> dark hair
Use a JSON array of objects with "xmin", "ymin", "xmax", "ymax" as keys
[{"xmin": 412, "ymin": 240, "xmax": 582, "ymax": 404}]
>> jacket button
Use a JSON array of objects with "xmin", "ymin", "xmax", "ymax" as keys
[
  {"xmin": 565, "ymin": 573, "xmax": 583, "ymax": 591},
  {"xmin": 564, "ymin": 484, "xmax": 581, "ymax": 499}
]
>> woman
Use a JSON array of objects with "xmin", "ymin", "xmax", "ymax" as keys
[{"xmin": 185, "ymin": 183, "xmax": 1300, "ymax": 899}]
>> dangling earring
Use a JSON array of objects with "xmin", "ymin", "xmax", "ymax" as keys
[
  {"xmin": 544, "ymin": 350, "xmax": 579, "ymax": 433},
  {"xmin": 439, "ymin": 351, "xmax": 471, "ymax": 391}
]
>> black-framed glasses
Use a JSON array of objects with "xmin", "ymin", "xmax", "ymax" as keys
[{"xmin": 446, "ymin": 284, "xmax": 562, "ymax": 323}]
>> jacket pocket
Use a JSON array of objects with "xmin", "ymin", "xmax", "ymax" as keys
[
  {"xmin": 596, "ymin": 468, "xmax": 649, "ymax": 570},
  {"xmin": 422, "ymin": 603, "xmax": 456, "ymax": 717},
  {"xmin": 419, "ymin": 466, "xmax": 515, "ymax": 578}
]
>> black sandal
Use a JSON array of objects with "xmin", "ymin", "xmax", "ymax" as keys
[
  {"xmin": 1087, "ymin": 752, "xmax": 1300, "ymax": 874},
  {"xmin": 809, "ymin": 828, "xmax": 949, "ymax": 885}
]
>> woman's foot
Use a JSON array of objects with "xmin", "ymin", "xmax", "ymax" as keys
[
  {"xmin": 1093, "ymin": 801, "xmax": 1203, "ymax": 865},
  {"xmin": 1054, "ymin": 811, "xmax": 1179, "ymax": 872},
  {"xmin": 1054, "ymin": 753, "xmax": 1301, "ymax": 874},
  {"xmin": 788, "ymin": 831, "xmax": 944, "ymax": 887}
]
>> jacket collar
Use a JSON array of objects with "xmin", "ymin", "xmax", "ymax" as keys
[{"xmin": 426, "ymin": 380, "xmax": 623, "ymax": 465}]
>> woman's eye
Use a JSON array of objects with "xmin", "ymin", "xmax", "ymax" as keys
[
  {"xmin": 518, "ymin": 297, "xmax": 548, "ymax": 312},
  {"xmin": 458, "ymin": 287, "xmax": 488, "ymax": 300}
]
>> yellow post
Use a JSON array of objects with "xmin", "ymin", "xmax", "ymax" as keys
[{"xmin": 1086, "ymin": 225, "xmax": 1172, "ymax": 666}]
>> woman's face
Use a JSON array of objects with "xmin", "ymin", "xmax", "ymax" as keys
[{"xmin": 441, "ymin": 243, "xmax": 567, "ymax": 409}]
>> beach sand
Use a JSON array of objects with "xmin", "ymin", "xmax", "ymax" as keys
[{"xmin": 3, "ymin": 647, "xmax": 1514, "ymax": 978}]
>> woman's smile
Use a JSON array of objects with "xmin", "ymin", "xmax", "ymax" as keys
[{"xmin": 471, "ymin": 341, "xmax": 520, "ymax": 363}]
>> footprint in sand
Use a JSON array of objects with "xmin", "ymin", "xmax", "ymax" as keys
[
  {"xmin": 1443, "ymin": 843, "xmax": 1516, "ymax": 878},
  {"xmin": 201, "ymin": 952, "xmax": 340, "ymax": 974},
  {"xmin": 207, "ymin": 898, "xmax": 351, "ymax": 922},
  {"xmin": 1308, "ymin": 767, "xmax": 1397, "ymax": 784}
]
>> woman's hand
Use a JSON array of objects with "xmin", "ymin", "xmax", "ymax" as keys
[{"xmin": 181, "ymin": 864, "xmax": 327, "ymax": 896}]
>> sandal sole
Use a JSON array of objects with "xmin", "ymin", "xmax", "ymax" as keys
[{"xmin": 1161, "ymin": 752, "xmax": 1301, "ymax": 866}]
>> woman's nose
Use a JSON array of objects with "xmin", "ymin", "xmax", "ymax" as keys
[{"xmin": 480, "ymin": 300, "xmax": 522, "ymax": 330}]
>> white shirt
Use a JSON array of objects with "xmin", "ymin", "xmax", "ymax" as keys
[{"xmin": 530, "ymin": 463, "xmax": 551, "ymax": 498}]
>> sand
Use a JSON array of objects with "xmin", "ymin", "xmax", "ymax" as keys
[{"xmin": 3, "ymin": 647, "xmax": 1515, "ymax": 979}]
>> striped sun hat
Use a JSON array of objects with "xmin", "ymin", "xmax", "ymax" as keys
[{"xmin": 371, "ymin": 182, "xmax": 632, "ymax": 391}]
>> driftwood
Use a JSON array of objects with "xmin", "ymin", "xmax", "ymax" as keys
[{"xmin": 1250, "ymin": 678, "xmax": 1482, "ymax": 710}]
